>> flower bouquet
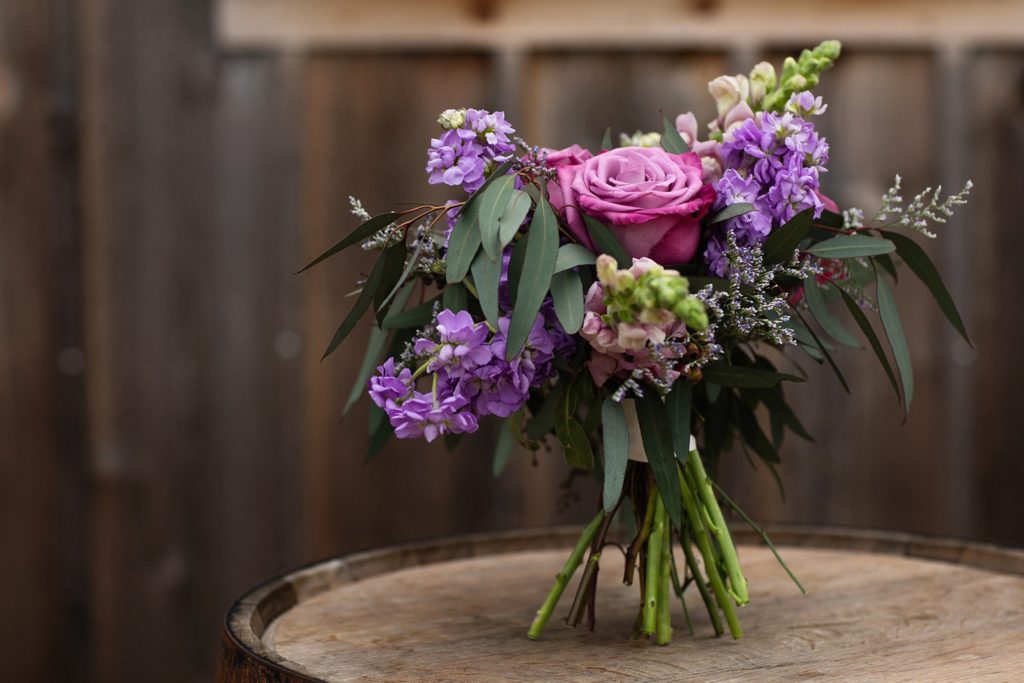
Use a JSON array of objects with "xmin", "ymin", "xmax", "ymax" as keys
[{"xmin": 303, "ymin": 40, "xmax": 972, "ymax": 644}]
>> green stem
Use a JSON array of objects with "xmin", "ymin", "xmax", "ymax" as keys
[
  {"xmin": 566, "ymin": 551, "xmax": 601, "ymax": 628},
  {"xmin": 642, "ymin": 493, "xmax": 666, "ymax": 636},
  {"xmin": 655, "ymin": 521, "xmax": 673, "ymax": 645},
  {"xmin": 711, "ymin": 480, "xmax": 806, "ymax": 595},
  {"xmin": 527, "ymin": 510, "xmax": 604, "ymax": 640},
  {"xmin": 669, "ymin": 544, "xmax": 694, "ymax": 636},
  {"xmin": 679, "ymin": 464, "xmax": 743, "ymax": 639},
  {"xmin": 624, "ymin": 481, "xmax": 657, "ymax": 585},
  {"xmin": 681, "ymin": 527, "xmax": 723, "ymax": 637},
  {"xmin": 687, "ymin": 447, "xmax": 749, "ymax": 604}
]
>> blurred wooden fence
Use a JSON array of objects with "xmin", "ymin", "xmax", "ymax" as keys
[{"xmin": 2, "ymin": 0, "xmax": 1023, "ymax": 680}]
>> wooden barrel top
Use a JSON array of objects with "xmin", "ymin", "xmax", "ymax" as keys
[{"xmin": 217, "ymin": 526, "xmax": 1024, "ymax": 682}]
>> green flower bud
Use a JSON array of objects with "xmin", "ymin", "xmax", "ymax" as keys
[
  {"xmin": 815, "ymin": 39, "xmax": 842, "ymax": 62},
  {"xmin": 619, "ymin": 130, "xmax": 662, "ymax": 148},
  {"xmin": 748, "ymin": 61, "xmax": 777, "ymax": 105},
  {"xmin": 438, "ymin": 108, "xmax": 466, "ymax": 130}
]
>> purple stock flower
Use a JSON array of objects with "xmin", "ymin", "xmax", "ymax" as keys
[
  {"xmin": 368, "ymin": 358, "xmax": 412, "ymax": 408},
  {"xmin": 426, "ymin": 130, "xmax": 488, "ymax": 193},
  {"xmin": 426, "ymin": 109, "xmax": 516, "ymax": 194},
  {"xmin": 388, "ymin": 391, "xmax": 478, "ymax": 442},
  {"xmin": 414, "ymin": 309, "xmax": 492, "ymax": 377},
  {"xmin": 705, "ymin": 96, "xmax": 830, "ymax": 274}
]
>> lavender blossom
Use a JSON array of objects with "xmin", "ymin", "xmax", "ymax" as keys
[
  {"xmin": 388, "ymin": 391, "xmax": 478, "ymax": 442},
  {"xmin": 413, "ymin": 309, "xmax": 492, "ymax": 377},
  {"xmin": 705, "ymin": 93, "xmax": 830, "ymax": 275},
  {"xmin": 426, "ymin": 108, "xmax": 516, "ymax": 194}
]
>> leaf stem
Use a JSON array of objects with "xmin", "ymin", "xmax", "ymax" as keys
[{"xmin": 527, "ymin": 510, "xmax": 604, "ymax": 640}]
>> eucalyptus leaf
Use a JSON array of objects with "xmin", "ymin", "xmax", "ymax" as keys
[
  {"xmin": 583, "ymin": 215, "xmax": 630, "ymax": 265},
  {"xmin": 661, "ymin": 116, "xmax": 688, "ymax": 154},
  {"xmin": 322, "ymin": 252, "xmax": 386, "ymax": 359},
  {"xmin": 701, "ymin": 363, "xmax": 804, "ymax": 388},
  {"xmin": 763, "ymin": 208, "xmax": 813, "ymax": 264},
  {"xmin": 507, "ymin": 232, "xmax": 528, "ymax": 308},
  {"xmin": 373, "ymin": 241, "xmax": 408, "ymax": 325},
  {"xmin": 561, "ymin": 419, "xmax": 595, "ymax": 471},
  {"xmin": 601, "ymin": 397, "xmax": 629, "ymax": 512},
  {"xmin": 299, "ymin": 212, "xmax": 400, "ymax": 273},
  {"xmin": 666, "ymin": 380, "xmax": 692, "ymax": 463},
  {"xmin": 497, "ymin": 190, "xmax": 532, "ymax": 248},
  {"xmin": 807, "ymin": 234, "xmax": 895, "ymax": 259},
  {"xmin": 507, "ymin": 199, "xmax": 559, "ymax": 358},
  {"xmin": 478, "ymin": 175, "xmax": 518, "ymax": 260},
  {"xmin": 803, "ymin": 277, "xmax": 860, "ymax": 348},
  {"xmin": 815, "ymin": 209, "xmax": 844, "ymax": 228},
  {"xmin": 382, "ymin": 295, "xmax": 440, "ymax": 329},
  {"xmin": 445, "ymin": 201, "xmax": 481, "ymax": 283},
  {"xmin": 492, "ymin": 419, "xmax": 517, "ymax": 477},
  {"xmin": 634, "ymin": 390, "xmax": 683, "ymax": 529},
  {"xmin": 792, "ymin": 306, "xmax": 850, "ymax": 393},
  {"xmin": 442, "ymin": 281, "xmax": 468, "ymax": 312},
  {"xmin": 875, "ymin": 268, "xmax": 914, "ymax": 413},
  {"xmin": 733, "ymin": 398, "xmax": 780, "ymax": 464},
  {"xmin": 832, "ymin": 282, "xmax": 900, "ymax": 399},
  {"xmin": 345, "ymin": 280, "xmax": 416, "ymax": 414},
  {"xmin": 601, "ymin": 126, "xmax": 613, "ymax": 151},
  {"xmin": 551, "ymin": 270, "xmax": 585, "ymax": 334},
  {"xmin": 471, "ymin": 248, "xmax": 503, "ymax": 326},
  {"xmin": 707, "ymin": 202, "xmax": 755, "ymax": 225},
  {"xmin": 880, "ymin": 230, "xmax": 970, "ymax": 345},
  {"xmin": 554, "ymin": 244, "xmax": 597, "ymax": 273}
]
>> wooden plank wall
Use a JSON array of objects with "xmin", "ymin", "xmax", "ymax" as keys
[{"xmin": 1, "ymin": 0, "xmax": 1023, "ymax": 680}]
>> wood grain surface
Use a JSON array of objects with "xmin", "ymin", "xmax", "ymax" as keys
[{"xmin": 219, "ymin": 527, "xmax": 1024, "ymax": 682}]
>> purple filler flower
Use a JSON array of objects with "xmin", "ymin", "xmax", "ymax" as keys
[
  {"xmin": 414, "ymin": 309, "xmax": 492, "ymax": 377},
  {"xmin": 388, "ymin": 391, "xmax": 478, "ymax": 442},
  {"xmin": 426, "ymin": 130, "xmax": 488, "ymax": 193},
  {"xmin": 368, "ymin": 358, "xmax": 412, "ymax": 408}
]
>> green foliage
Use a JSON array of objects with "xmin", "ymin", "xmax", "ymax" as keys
[
  {"xmin": 507, "ymin": 199, "xmax": 559, "ymax": 358},
  {"xmin": 880, "ymin": 230, "xmax": 970, "ymax": 345},
  {"xmin": 660, "ymin": 116, "xmax": 689, "ymax": 154},
  {"xmin": 478, "ymin": 175, "xmax": 518, "ymax": 260},
  {"xmin": 445, "ymin": 200, "xmax": 482, "ymax": 283},
  {"xmin": 471, "ymin": 248, "xmax": 503, "ymax": 326},
  {"xmin": 701, "ymin": 363, "xmax": 803, "ymax": 388},
  {"xmin": 762, "ymin": 208, "xmax": 813, "ymax": 264},
  {"xmin": 299, "ymin": 212, "xmax": 399, "ymax": 273},
  {"xmin": 600, "ymin": 397, "xmax": 629, "ymax": 511},
  {"xmin": 635, "ymin": 391, "xmax": 684, "ymax": 529},
  {"xmin": 322, "ymin": 251, "xmax": 387, "ymax": 359},
  {"xmin": 807, "ymin": 234, "xmax": 895, "ymax": 258},
  {"xmin": 707, "ymin": 203, "xmax": 755, "ymax": 225},
  {"xmin": 551, "ymin": 270, "xmax": 585, "ymax": 334},
  {"xmin": 583, "ymin": 214, "xmax": 630, "ymax": 264},
  {"xmin": 875, "ymin": 268, "xmax": 913, "ymax": 414},
  {"xmin": 554, "ymin": 244, "xmax": 597, "ymax": 273}
]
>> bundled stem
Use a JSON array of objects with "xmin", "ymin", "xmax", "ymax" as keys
[
  {"xmin": 642, "ymin": 494, "xmax": 666, "ymax": 635},
  {"xmin": 678, "ymin": 463, "xmax": 744, "ymax": 639},
  {"xmin": 527, "ymin": 510, "xmax": 604, "ymax": 640},
  {"xmin": 687, "ymin": 448, "xmax": 748, "ymax": 604}
]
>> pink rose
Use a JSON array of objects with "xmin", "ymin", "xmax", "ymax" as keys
[
  {"xmin": 542, "ymin": 144, "xmax": 593, "ymax": 168},
  {"xmin": 548, "ymin": 146, "xmax": 716, "ymax": 265}
]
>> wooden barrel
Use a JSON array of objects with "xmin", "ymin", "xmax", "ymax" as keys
[{"xmin": 217, "ymin": 526, "xmax": 1024, "ymax": 682}]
